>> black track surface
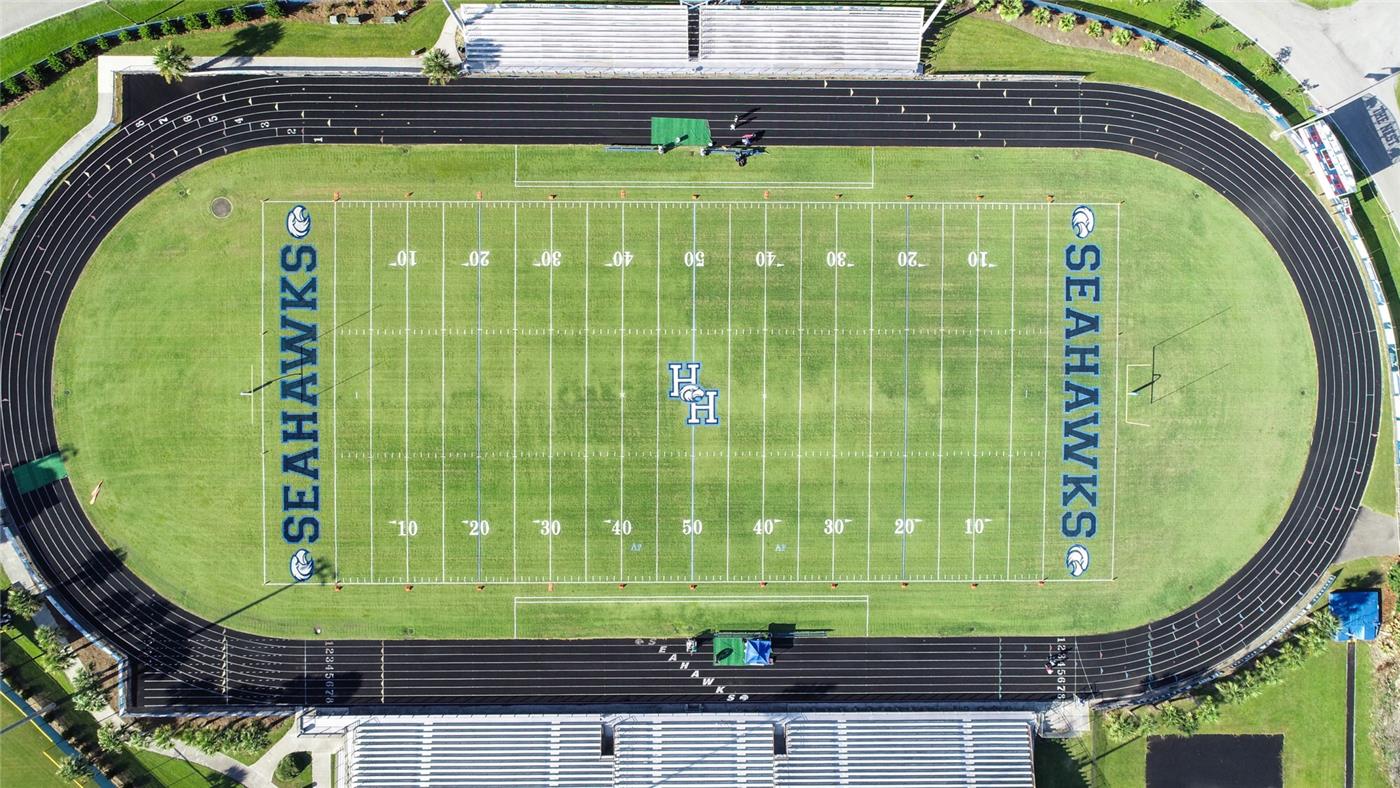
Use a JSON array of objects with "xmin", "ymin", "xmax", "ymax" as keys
[{"xmin": 0, "ymin": 76, "xmax": 1378, "ymax": 712}]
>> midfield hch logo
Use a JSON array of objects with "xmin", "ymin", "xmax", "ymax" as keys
[{"xmin": 666, "ymin": 361, "xmax": 720, "ymax": 426}]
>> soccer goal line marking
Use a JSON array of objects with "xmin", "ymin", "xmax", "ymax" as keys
[
  {"xmin": 512, "ymin": 145, "xmax": 877, "ymax": 189},
  {"xmin": 512, "ymin": 594, "xmax": 871, "ymax": 638}
]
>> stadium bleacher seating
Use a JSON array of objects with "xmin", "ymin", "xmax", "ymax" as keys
[
  {"xmin": 451, "ymin": 4, "xmax": 692, "ymax": 72},
  {"xmin": 698, "ymin": 5, "xmax": 924, "ymax": 74}
]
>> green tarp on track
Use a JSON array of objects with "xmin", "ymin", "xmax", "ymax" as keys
[{"xmin": 12, "ymin": 453, "xmax": 67, "ymax": 494}]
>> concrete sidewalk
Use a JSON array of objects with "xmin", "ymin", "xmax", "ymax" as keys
[{"xmin": 0, "ymin": 0, "xmax": 101, "ymax": 40}]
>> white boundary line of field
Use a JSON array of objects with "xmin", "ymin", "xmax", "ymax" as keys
[
  {"xmin": 282, "ymin": 199, "xmax": 1123, "ymax": 587},
  {"xmin": 512, "ymin": 145, "xmax": 878, "ymax": 189},
  {"xmin": 265, "ymin": 200, "xmax": 1122, "ymax": 207},
  {"xmin": 512, "ymin": 595, "xmax": 872, "ymax": 638}
]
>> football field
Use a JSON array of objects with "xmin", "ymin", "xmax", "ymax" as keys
[{"xmin": 261, "ymin": 198, "xmax": 1121, "ymax": 586}]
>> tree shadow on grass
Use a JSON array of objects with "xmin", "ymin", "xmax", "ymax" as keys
[{"xmin": 201, "ymin": 23, "xmax": 285, "ymax": 68}]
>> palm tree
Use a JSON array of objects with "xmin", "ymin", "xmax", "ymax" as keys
[
  {"xmin": 153, "ymin": 41, "xmax": 193, "ymax": 84},
  {"xmin": 421, "ymin": 48, "xmax": 458, "ymax": 86}
]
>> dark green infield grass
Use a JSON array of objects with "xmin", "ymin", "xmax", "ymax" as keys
[{"xmin": 50, "ymin": 144, "xmax": 1315, "ymax": 639}]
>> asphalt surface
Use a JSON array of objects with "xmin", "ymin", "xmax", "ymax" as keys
[{"xmin": 0, "ymin": 75, "xmax": 1379, "ymax": 712}]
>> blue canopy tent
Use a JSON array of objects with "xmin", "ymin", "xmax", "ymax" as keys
[{"xmin": 1328, "ymin": 590, "xmax": 1380, "ymax": 641}]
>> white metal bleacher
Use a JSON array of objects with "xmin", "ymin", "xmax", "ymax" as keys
[
  {"xmin": 452, "ymin": 4, "xmax": 691, "ymax": 73},
  {"xmin": 699, "ymin": 6, "xmax": 924, "ymax": 74},
  {"xmin": 334, "ymin": 712, "xmax": 1037, "ymax": 787}
]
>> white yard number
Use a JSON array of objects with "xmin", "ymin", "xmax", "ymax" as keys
[
  {"xmin": 463, "ymin": 519, "xmax": 490, "ymax": 536},
  {"xmin": 392, "ymin": 250, "xmax": 417, "ymax": 268},
  {"xmin": 753, "ymin": 518, "xmax": 778, "ymax": 535},
  {"xmin": 609, "ymin": 519, "xmax": 633, "ymax": 536},
  {"xmin": 895, "ymin": 518, "xmax": 920, "ymax": 535},
  {"xmin": 684, "ymin": 250, "xmax": 706, "ymax": 268},
  {"xmin": 826, "ymin": 251, "xmax": 852, "ymax": 268},
  {"xmin": 536, "ymin": 250, "xmax": 561, "ymax": 268},
  {"xmin": 463, "ymin": 250, "xmax": 490, "ymax": 268},
  {"xmin": 392, "ymin": 519, "xmax": 418, "ymax": 537},
  {"xmin": 755, "ymin": 251, "xmax": 780, "ymax": 268},
  {"xmin": 607, "ymin": 251, "xmax": 634, "ymax": 268},
  {"xmin": 824, "ymin": 518, "xmax": 848, "ymax": 535},
  {"xmin": 965, "ymin": 517, "xmax": 987, "ymax": 535},
  {"xmin": 897, "ymin": 251, "xmax": 924, "ymax": 268},
  {"xmin": 967, "ymin": 251, "xmax": 991, "ymax": 268},
  {"xmin": 682, "ymin": 519, "xmax": 703, "ymax": 536},
  {"xmin": 536, "ymin": 519, "xmax": 561, "ymax": 536}
]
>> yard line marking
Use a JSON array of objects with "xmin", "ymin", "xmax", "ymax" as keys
[
  {"xmin": 259, "ymin": 203, "xmax": 266, "ymax": 584},
  {"xmin": 548, "ymin": 202, "xmax": 556, "ymax": 582},
  {"xmin": 726, "ymin": 204, "xmax": 733, "ymax": 581},
  {"xmin": 369, "ymin": 204, "xmax": 376, "ymax": 582},
  {"xmin": 796, "ymin": 204, "xmax": 805, "ymax": 580},
  {"xmin": 404, "ymin": 202, "xmax": 411, "ymax": 582},
  {"xmin": 1041, "ymin": 204, "xmax": 1051, "ymax": 580},
  {"xmin": 440, "ymin": 203, "xmax": 447, "ymax": 582},
  {"xmin": 475, "ymin": 202, "xmax": 484, "ymax": 581},
  {"xmin": 1111, "ymin": 204, "xmax": 1122, "ymax": 578},
  {"xmin": 584, "ymin": 204, "xmax": 591, "ymax": 581},
  {"xmin": 760, "ymin": 203, "xmax": 769, "ymax": 579},
  {"xmin": 690, "ymin": 202, "xmax": 698, "ymax": 582},
  {"xmin": 1006, "ymin": 205, "xmax": 1016, "ymax": 579},
  {"xmin": 972, "ymin": 203, "xmax": 981, "ymax": 581},
  {"xmin": 902, "ymin": 203, "xmax": 911, "ymax": 579},
  {"xmin": 867, "ymin": 203, "xmax": 875, "ymax": 581},
  {"xmin": 655, "ymin": 204, "xmax": 662, "ymax": 582},
  {"xmin": 619, "ymin": 203, "xmax": 627, "ymax": 582},
  {"xmin": 332, "ymin": 202, "xmax": 339, "ymax": 581},
  {"xmin": 512, "ymin": 205, "xmax": 519, "ymax": 582},
  {"xmin": 831, "ymin": 204, "xmax": 841, "ymax": 582},
  {"xmin": 936, "ymin": 205, "xmax": 945, "ymax": 580}
]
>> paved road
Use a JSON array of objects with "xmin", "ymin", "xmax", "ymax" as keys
[
  {"xmin": 0, "ymin": 0, "xmax": 100, "ymax": 40},
  {"xmin": 0, "ymin": 74, "xmax": 1378, "ymax": 712}
]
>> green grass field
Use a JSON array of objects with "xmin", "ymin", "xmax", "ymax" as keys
[{"xmin": 52, "ymin": 143, "xmax": 1316, "ymax": 639}]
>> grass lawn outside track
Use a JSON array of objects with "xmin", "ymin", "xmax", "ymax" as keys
[{"xmin": 52, "ymin": 144, "xmax": 1316, "ymax": 641}]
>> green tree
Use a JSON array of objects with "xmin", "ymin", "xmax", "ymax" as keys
[
  {"xmin": 6, "ymin": 585, "xmax": 40, "ymax": 619},
  {"xmin": 34, "ymin": 625, "xmax": 72, "ymax": 671},
  {"xmin": 1085, "ymin": 19, "xmax": 1105, "ymax": 38},
  {"xmin": 160, "ymin": 19, "xmax": 178, "ymax": 37},
  {"xmin": 1141, "ymin": 38, "xmax": 1159, "ymax": 54},
  {"xmin": 22, "ymin": 66, "xmax": 43, "ymax": 90},
  {"xmin": 275, "ymin": 751, "xmax": 311, "ymax": 781},
  {"xmin": 138, "ymin": 23, "xmax": 154, "ymax": 40},
  {"xmin": 118, "ymin": 28, "xmax": 134, "ymax": 43},
  {"xmin": 233, "ymin": 5, "xmax": 251, "ymax": 23},
  {"xmin": 45, "ymin": 53, "xmax": 68, "ymax": 75},
  {"xmin": 72, "ymin": 663, "xmax": 105, "ymax": 712},
  {"xmin": 975, "ymin": 0, "xmax": 997, "ymax": 12},
  {"xmin": 1056, "ymin": 12, "xmax": 1076, "ymax": 32},
  {"xmin": 193, "ymin": 12, "xmax": 211, "ymax": 30},
  {"xmin": 98, "ymin": 725, "xmax": 127, "ymax": 752},
  {"xmin": 153, "ymin": 41, "xmax": 194, "ymax": 84},
  {"xmin": 421, "ymin": 48, "xmax": 458, "ymax": 86},
  {"xmin": 95, "ymin": 34, "xmax": 113, "ymax": 51},
  {"xmin": 1169, "ymin": 0, "xmax": 1203, "ymax": 26},
  {"xmin": 1111, "ymin": 26, "xmax": 1134, "ymax": 47},
  {"xmin": 266, "ymin": 1, "xmax": 287, "ymax": 19},
  {"xmin": 56, "ymin": 755, "xmax": 91, "ymax": 782},
  {"xmin": 2, "ymin": 77, "xmax": 23, "ymax": 100},
  {"xmin": 1032, "ymin": 6, "xmax": 1052, "ymax": 25}
]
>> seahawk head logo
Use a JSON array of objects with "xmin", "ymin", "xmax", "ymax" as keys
[
  {"xmin": 289, "ymin": 548, "xmax": 315, "ymax": 582},
  {"xmin": 1070, "ymin": 205, "xmax": 1095, "ymax": 239},
  {"xmin": 286, "ymin": 204, "xmax": 311, "ymax": 239},
  {"xmin": 1065, "ymin": 544, "xmax": 1090, "ymax": 578}
]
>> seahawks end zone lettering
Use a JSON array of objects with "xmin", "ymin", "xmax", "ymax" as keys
[
  {"xmin": 280, "ymin": 205, "xmax": 319, "ymax": 583},
  {"xmin": 1061, "ymin": 205, "xmax": 1100, "ymax": 578}
]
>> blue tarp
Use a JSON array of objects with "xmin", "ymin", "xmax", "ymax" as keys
[
  {"xmin": 744, "ymin": 638, "xmax": 773, "ymax": 665},
  {"xmin": 1329, "ymin": 590, "xmax": 1381, "ymax": 641}
]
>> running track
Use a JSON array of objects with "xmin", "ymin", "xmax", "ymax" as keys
[{"xmin": 0, "ymin": 75, "xmax": 1378, "ymax": 711}]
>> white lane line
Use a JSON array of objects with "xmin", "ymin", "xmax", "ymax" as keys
[
  {"xmin": 760, "ymin": 203, "xmax": 769, "ymax": 579},
  {"xmin": 655, "ymin": 204, "xmax": 662, "ymax": 581},
  {"xmin": 867, "ymin": 204, "xmax": 875, "ymax": 581}
]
